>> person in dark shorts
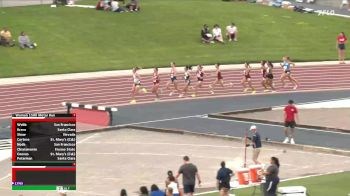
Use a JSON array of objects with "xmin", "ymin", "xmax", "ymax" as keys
[
  {"xmin": 201, "ymin": 24, "xmax": 213, "ymax": 44},
  {"xmin": 283, "ymin": 100, "xmax": 299, "ymax": 144},
  {"xmin": 179, "ymin": 65, "xmax": 192, "ymax": 98},
  {"xmin": 337, "ymin": 32, "xmax": 347, "ymax": 64},
  {"xmin": 265, "ymin": 61, "xmax": 276, "ymax": 92},
  {"xmin": 262, "ymin": 157, "xmax": 280, "ymax": 196},
  {"xmin": 216, "ymin": 161, "xmax": 233, "ymax": 196},
  {"xmin": 241, "ymin": 62, "xmax": 256, "ymax": 94},
  {"xmin": 176, "ymin": 156, "xmax": 201, "ymax": 196}
]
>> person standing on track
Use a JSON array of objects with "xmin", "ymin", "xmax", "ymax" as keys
[
  {"xmin": 152, "ymin": 67, "xmax": 161, "ymax": 101},
  {"xmin": 166, "ymin": 62, "xmax": 180, "ymax": 96},
  {"xmin": 280, "ymin": 56, "xmax": 299, "ymax": 90},
  {"xmin": 176, "ymin": 156, "xmax": 201, "ymax": 196},
  {"xmin": 241, "ymin": 62, "xmax": 256, "ymax": 94},
  {"xmin": 337, "ymin": 32, "xmax": 347, "ymax": 64},
  {"xmin": 130, "ymin": 67, "xmax": 147, "ymax": 104},
  {"xmin": 209, "ymin": 63, "xmax": 233, "ymax": 95},
  {"xmin": 266, "ymin": 61, "xmax": 276, "ymax": 92},
  {"xmin": 283, "ymin": 100, "xmax": 299, "ymax": 144},
  {"xmin": 260, "ymin": 60, "xmax": 269, "ymax": 92},
  {"xmin": 192, "ymin": 65, "xmax": 205, "ymax": 97},
  {"xmin": 179, "ymin": 65, "xmax": 192, "ymax": 98}
]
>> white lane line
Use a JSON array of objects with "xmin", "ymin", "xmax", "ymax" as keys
[
  {"xmin": 0, "ymin": 173, "xmax": 10, "ymax": 182},
  {"xmin": 195, "ymin": 170, "xmax": 346, "ymax": 195},
  {"xmin": 203, "ymin": 117, "xmax": 350, "ymax": 135},
  {"xmin": 273, "ymin": 97, "xmax": 350, "ymax": 110},
  {"xmin": 114, "ymin": 114, "xmax": 204, "ymax": 128},
  {"xmin": 77, "ymin": 133, "xmax": 99, "ymax": 144},
  {"xmin": 83, "ymin": 141, "xmax": 246, "ymax": 148}
]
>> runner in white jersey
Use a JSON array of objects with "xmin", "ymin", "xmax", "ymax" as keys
[
  {"xmin": 130, "ymin": 67, "xmax": 147, "ymax": 104},
  {"xmin": 165, "ymin": 62, "xmax": 180, "ymax": 96}
]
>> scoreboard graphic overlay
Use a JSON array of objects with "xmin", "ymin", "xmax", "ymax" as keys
[{"xmin": 12, "ymin": 113, "xmax": 76, "ymax": 191}]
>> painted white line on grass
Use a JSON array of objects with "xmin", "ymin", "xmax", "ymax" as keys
[
  {"xmin": 203, "ymin": 116, "xmax": 350, "ymax": 135},
  {"xmin": 195, "ymin": 170, "xmax": 346, "ymax": 195}
]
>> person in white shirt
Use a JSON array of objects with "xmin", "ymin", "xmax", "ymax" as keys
[
  {"xmin": 111, "ymin": 0, "xmax": 125, "ymax": 12},
  {"xmin": 212, "ymin": 24, "xmax": 224, "ymax": 43},
  {"xmin": 226, "ymin": 23, "xmax": 238, "ymax": 42},
  {"xmin": 340, "ymin": 0, "xmax": 350, "ymax": 11},
  {"xmin": 167, "ymin": 176, "xmax": 180, "ymax": 196}
]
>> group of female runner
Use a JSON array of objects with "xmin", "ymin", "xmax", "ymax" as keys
[{"xmin": 130, "ymin": 56, "xmax": 299, "ymax": 104}]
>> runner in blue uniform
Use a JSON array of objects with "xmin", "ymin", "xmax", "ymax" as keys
[{"xmin": 280, "ymin": 56, "xmax": 299, "ymax": 90}]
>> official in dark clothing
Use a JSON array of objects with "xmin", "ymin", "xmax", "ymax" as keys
[
  {"xmin": 250, "ymin": 125, "xmax": 262, "ymax": 164},
  {"xmin": 262, "ymin": 157, "xmax": 280, "ymax": 196},
  {"xmin": 216, "ymin": 161, "xmax": 233, "ymax": 196}
]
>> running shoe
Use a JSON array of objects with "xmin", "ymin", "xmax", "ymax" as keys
[
  {"xmin": 191, "ymin": 94, "xmax": 196, "ymax": 97},
  {"xmin": 290, "ymin": 138, "xmax": 295, "ymax": 144},
  {"xmin": 251, "ymin": 90, "xmax": 256, "ymax": 94},
  {"xmin": 130, "ymin": 100, "xmax": 136, "ymax": 104},
  {"xmin": 208, "ymin": 85, "xmax": 212, "ymax": 89},
  {"xmin": 178, "ymin": 94, "xmax": 183, "ymax": 98},
  {"xmin": 210, "ymin": 91, "xmax": 215, "ymax": 95},
  {"xmin": 243, "ymin": 88, "xmax": 249, "ymax": 92},
  {"xmin": 229, "ymin": 82, "xmax": 233, "ymax": 87},
  {"xmin": 264, "ymin": 89, "xmax": 270, "ymax": 92},
  {"xmin": 283, "ymin": 137, "xmax": 289, "ymax": 143},
  {"xmin": 293, "ymin": 85, "xmax": 298, "ymax": 90},
  {"xmin": 169, "ymin": 91, "xmax": 174, "ymax": 96},
  {"xmin": 142, "ymin": 88, "xmax": 148, "ymax": 93}
]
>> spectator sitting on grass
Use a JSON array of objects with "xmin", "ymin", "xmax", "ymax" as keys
[
  {"xmin": 111, "ymin": 0, "xmax": 125, "ymax": 12},
  {"xmin": 226, "ymin": 22, "xmax": 238, "ymax": 42},
  {"xmin": 96, "ymin": 0, "xmax": 104, "ymax": 10},
  {"xmin": 120, "ymin": 189, "xmax": 127, "ymax": 196},
  {"xmin": 0, "ymin": 27, "xmax": 15, "ymax": 47},
  {"xmin": 212, "ymin": 24, "xmax": 224, "ymax": 43},
  {"xmin": 166, "ymin": 187, "xmax": 174, "ymax": 196},
  {"xmin": 167, "ymin": 176, "xmax": 180, "ymax": 196},
  {"xmin": 139, "ymin": 186, "xmax": 149, "ymax": 196},
  {"xmin": 104, "ymin": 0, "xmax": 112, "ymax": 11},
  {"xmin": 18, "ymin": 32, "xmax": 37, "ymax": 49},
  {"xmin": 201, "ymin": 24, "xmax": 213, "ymax": 44},
  {"xmin": 150, "ymin": 184, "xmax": 165, "ymax": 196},
  {"xmin": 126, "ymin": 0, "xmax": 140, "ymax": 12}
]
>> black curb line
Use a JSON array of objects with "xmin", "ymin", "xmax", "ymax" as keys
[{"xmin": 208, "ymin": 107, "xmax": 350, "ymax": 134}]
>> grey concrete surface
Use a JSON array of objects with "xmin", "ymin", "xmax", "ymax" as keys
[
  {"xmin": 137, "ymin": 116, "xmax": 350, "ymax": 150},
  {"xmin": 1, "ymin": 129, "xmax": 349, "ymax": 196}
]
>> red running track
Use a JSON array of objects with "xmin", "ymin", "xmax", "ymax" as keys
[{"xmin": 1, "ymin": 64, "xmax": 350, "ymax": 120}]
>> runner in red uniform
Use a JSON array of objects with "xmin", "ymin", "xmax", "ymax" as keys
[
  {"xmin": 192, "ymin": 65, "xmax": 205, "ymax": 97},
  {"xmin": 209, "ymin": 63, "xmax": 233, "ymax": 95},
  {"xmin": 241, "ymin": 62, "xmax": 256, "ymax": 94},
  {"xmin": 151, "ymin": 67, "xmax": 161, "ymax": 101},
  {"xmin": 337, "ymin": 32, "xmax": 347, "ymax": 64},
  {"xmin": 260, "ymin": 60, "xmax": 269, "ymax": 92},
  {"xmin": 283, "ymin": 100, "xmax": 299, "ymax": 144}
]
